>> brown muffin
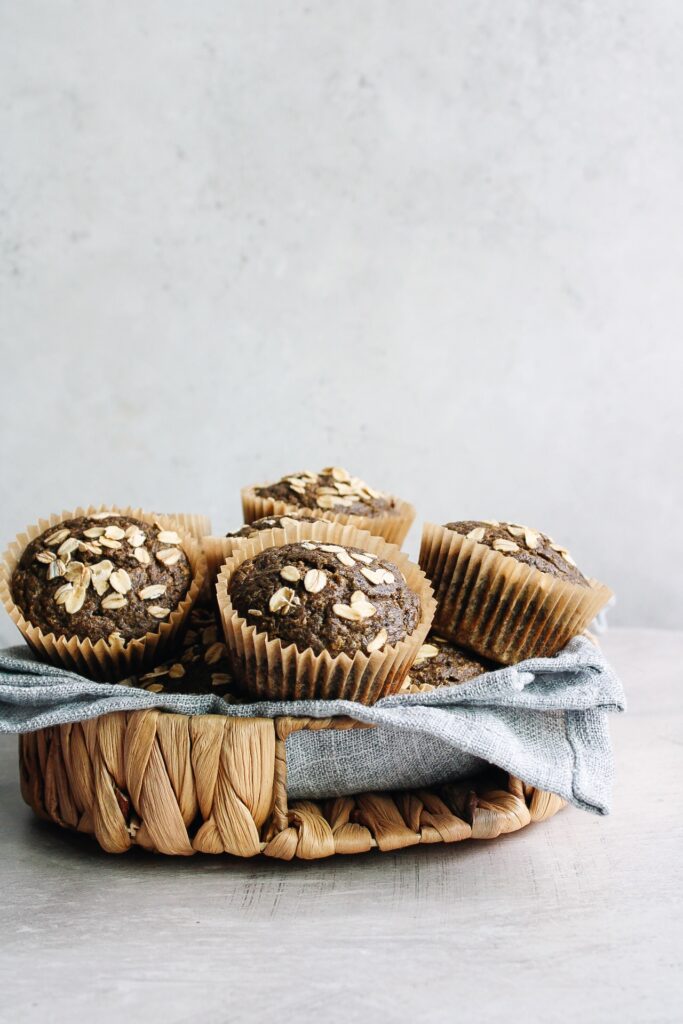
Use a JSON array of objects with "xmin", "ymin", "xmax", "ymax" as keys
[
  {"xmin": 228, "ymin": 540, "xmax": 421, "ymax": 657},
  {"xmin": 226, "ymin": 510, "xmax": 325, "ymax": 538},
  {"xmin": 137, "ymin": 606, "xmax": 237, "ymax": 698},
  {"xmin": 443, "ymin": 521, "xmax": 588, "ymax": 586},
  {"xmin": 406, "ymin": 635, "xmax": 496, "ymax": 691},
  {"xmin": 420, "ymin": 519, "xmax": 611, "ymax": 665},
  {"xmin": 254, "ymin": 467, "xmax": 400, "ymax": 519},
  {"xmin": 11, "ymin": 514, "xmax": 192, "ymax": 644}
]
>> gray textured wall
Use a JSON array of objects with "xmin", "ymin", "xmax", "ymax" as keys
[{"xmin": 1, "ymin": 1, "xmax": 681, "ymax": 636}]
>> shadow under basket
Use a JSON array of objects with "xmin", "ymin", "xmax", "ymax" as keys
[{"xmin": 19, "ymin": 710, "xmax": 566, "ymax": 859}]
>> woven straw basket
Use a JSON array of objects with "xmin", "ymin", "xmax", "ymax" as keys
[{"xmin": 19, "ymin": 709, "xmax": 565, "ymax": 858}]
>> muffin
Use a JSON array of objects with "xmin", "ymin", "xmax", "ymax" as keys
[
  {"xmin": 420, "ymin": 519, "xmax": 612, "ymax": 664},
  {"xmin": 253, "ymin": 468, "xmax": 397, "ymax": 517},
  {"xmin": 241, "ymin": 467, "xmax": 415, "ymax": 545},
  {"xmin": 201, "ymin": 511, "xmax": 328, "ymax": 604},
  {"xmin": 137, "ymin": 606, "xmax": 236, "ymax": 699},
  {"xmin": 216, "ymin": 520, "xmax": 436, "ymax": 703},
  {"xmin": 11, "ymin": 514, "xmax": 192, "ymax": 643},
  {"xmin": 1, "ymin": 506, "xmax": 206, "ymax": 679},
  {"xmin": 229, "ymin": 541, "xmax": 420, "ymax": 657},
  {"xmin": 226, "ymin": 510, "xmax": 326, "ymax": 538},
  {"xmin": 404, "ymin": 635, "xmax": 496, "ymax": 692}
]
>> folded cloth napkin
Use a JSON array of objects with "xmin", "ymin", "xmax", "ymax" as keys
[{"xmin": 0, "ymin": 636, "xmax": 625, "ymax": 813}]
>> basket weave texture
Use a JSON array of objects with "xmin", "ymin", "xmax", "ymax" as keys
[{"xmin": 19, "ymin": 709, "xmax": 565, "ymax": 858}]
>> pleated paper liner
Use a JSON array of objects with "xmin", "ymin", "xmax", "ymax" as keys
[
  {"xmin": 202, "ymin": 535, "xmax": 239, "ymax": 600},
  {"xmin": 419, "ymin": 522, "xmax": 612, "ymax": 664},
  {"xmin": 164, "ymin": 512, "xmax": 212, "ymax": 541},
  {"xmin": 240, "ymin": 486, "xmax": 416, "ymax": 546},
  {"xmin": 216, "ymin": 520, "xmax": 436, "ymax": 703},
  {"xmin": 0, "ymin": 505, "xmax": 207, "ymax": 681},
  {"xmin": 163, "ymin": 514, "xmax": 212, "ymax": 603}
]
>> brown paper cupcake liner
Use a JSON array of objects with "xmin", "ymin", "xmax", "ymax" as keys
[
  {"xmin": 419, "ymin": 522, "xmax": 613, "ymax": 664},
  {"xmin": 201, "ymin": 535, "xmax": 241, "ymax": 604},
  {"xmin": 216, "ymin": 520, "xmax": 436, "ymax": 704},
  {"xmin": 241, "ymin": 486, "xmax": 415, "ymax": 547},
  {"xmin": 0, "ymin": 505, "xmax": 207, "ymax": 681},
  {"xmin": 164, "ymin": 513, "xmax": 212, "ymax": 541}
]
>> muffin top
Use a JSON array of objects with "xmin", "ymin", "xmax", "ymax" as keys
[
  {"xmin": 137, "ymin": 606, "xmax": 236, "ymax": 698},
  {"xmin": 407, "ymin": 635, "xmax": 496, "ymax": 691},
  {"xmin": 254, "ymin": 467, "xmax": 399, "ymax": 518},
  {"xmin": 228, "ymin": 541, "xmax": 421, "ymax": 656},
  {"xmin": 444, "ymin": 520, "xmax": 588, "ymax": 586},
  {"xmin": 226, "ymin": 510, "xmax": 325, "ymax": 538},
  {"xmin": 11, "ymin": 513, "xmax": 193, "ymax": 643}
]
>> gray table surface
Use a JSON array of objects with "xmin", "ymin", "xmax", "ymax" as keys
[{"xmin": 0, "ymin": 628, "xmax": 680, "ymax": 1024}]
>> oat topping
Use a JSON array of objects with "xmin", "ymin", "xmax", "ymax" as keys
[
  {"xmin": 44, "ymin": 528, "xmax": 70, "ymax": 547},
  {"xmin": 268, "ymin": 586, "xmax": 301, "ymax": 615},
  {"xmin": 47, "ymin": 559, "xmax": 67, "ymax": 581},
  {"xmin": 279, "ymin": 565, "xmax": 301, "ymax": 582},
  {"xmin": 303, "ymin": 568, "xmax": 327, "ymax": 593},
  {"xmin": 493, "ymin": 538, "xmax": 519, "ymax": 553},
  {"xmin": 254, "ymin": 467, "xmax": 399, "ymax": 519},
  {"xmin": 211, "ymin": 673, "xmax": 231, "ymax": 687},
  {"xmin": 413, "ymin": 643, "xmax": 440, "ymax": 664},
  {"xmin": 156, "ymin": 547, "xmax": 182, "ymax": 567},
  {"xmin": 366, "ymin": 628, "xmax": 388, "ymax": 653},
  {"xmin": 100, "ymin": 537, "xmax": 122, "ymax": 550},
  {"xmin": 148, "ymin": 606, "xmax": 171, "ymax": 619},
  {"xmin": 204, "ymin": 642, "xmax": 227, "ymax": 665},
  {"xmin": 109, "ymin": 568, "xmax": 132, "ymax": 594},
  {"xmin": 360, "ymin": 566, "xmax": 394, "ymax": 586},
  {"xmin": 332, "ymin": 590, "xmax": 377, "ymax": 622}
]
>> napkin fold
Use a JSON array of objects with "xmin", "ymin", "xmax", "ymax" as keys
[{"xmin": 0, "ymin": 636, "xmax": 625, "ymax": 813}]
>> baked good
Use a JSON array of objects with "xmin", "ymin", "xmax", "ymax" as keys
[
  {"xmin": 10, "ymin": 514, "xmax": 192, "ymax": 644},
  {"xmin": 406, "ymin": 635, "xmax": 495, "ymax": 691},
  {"xmin": 443, "ymin": 521, "xmax": 588, "ymax": 585},
  {"xmin": 229, "ymin": 540, "xmax": 420, "ymax": 657},
  {"xmin": 253, "ymin": 467, "xmax": 399, "ymax": 518},
  {"xmin": 420, "ymin": 519, "xmax": 612, "ymax": 664},
  {"xmin": 198, "ymin": 512, "xmax": 329, "ymax": 604},
  {"xmin": 1, "ymin": 506, "xmax": 206, "ymax": 680},
  {"xmin": 137, "ymin": 606, "xmax": 236, "ymax": 698},
  {"xmin": 226, "ymin": 510, "xmax": 325, "ymax": 538},
  {"xmin": 216, "ymin": 519, "xmax": 436, "ymax": 702},
  {"xmin": 241, "ymin": 467, "xmax": 415, "ymax": 545}
]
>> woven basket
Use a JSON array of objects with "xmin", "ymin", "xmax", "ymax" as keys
[{"xmin": 19, "ymin": 710, "xmax": 565, "ymax": 858}]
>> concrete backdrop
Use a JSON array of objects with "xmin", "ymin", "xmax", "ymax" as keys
[{"xmin": 1, "ymin": 1, "xmax": 681, "ymax": 639}]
